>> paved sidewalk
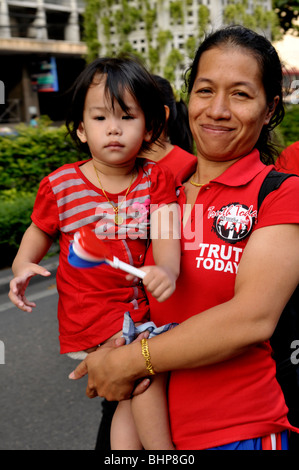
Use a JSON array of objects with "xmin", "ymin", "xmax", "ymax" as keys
[{"xmin": 0, "ymin": 255, "xmax": 59, "ymax": 296}]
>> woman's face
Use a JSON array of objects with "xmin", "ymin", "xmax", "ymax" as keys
[{"xmin": 188, "ymin": 46, "xmax": 277, "ymax": 162}]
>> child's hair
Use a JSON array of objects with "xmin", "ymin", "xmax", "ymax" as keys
[
  {"xmin": 66, "ymin": 55, "xmax": 166, "ymax": 155},
  {"xmin": 153, "ymin": 75, "xmax": 194, "ymax": 154}
]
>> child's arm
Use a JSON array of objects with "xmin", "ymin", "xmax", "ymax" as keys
[
  {"xmin": 8, "ymin": 222, "xmax": 53, "ymax": 312},
  {"xmin": 143, "ymin": 203, "xmax": 180, "ymax": 302}
]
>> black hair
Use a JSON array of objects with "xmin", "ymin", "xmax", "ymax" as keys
[
  {"xmin": 66, "ymin": 55, "xmax": 166, "ymax": 154},
  {"xmin": 152, "ymin": 75, "xmax": 194, "ymax": 154},
  {"xmin": 185, "ymin": 25, "xmax": 285, "ymax": 164}
]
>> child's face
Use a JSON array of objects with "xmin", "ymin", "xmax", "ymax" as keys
[{"xmin": 77, "ymin": 76, "xmax": 152, "ymax": 168}]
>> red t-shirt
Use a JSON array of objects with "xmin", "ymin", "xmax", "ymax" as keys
[
  {"xmin": 31, "ymin": 159, "xmax": 177, "ymax": 353},
  {"xmin": 147, "ymin": 149, "xmax": 299, "ymax": 449},
  {"xmin": 275, "ymin": 141, "xmax": 299, "ymax": 175},
  {"xmin": 145, "ymin": 145, "xmax": 197, "ymax": 176}
]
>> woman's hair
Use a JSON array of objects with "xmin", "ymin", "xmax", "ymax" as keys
[
  {"xmin": 185, "ymin": 25, "xmax": 285, "ymax": 164},
  {"xmin": 153, "ymin": 75, "xmax": 194, "ymax": 154},
  {"xmin": 66, "ymin": 55, "xmax": 166, "ymax": 154}
]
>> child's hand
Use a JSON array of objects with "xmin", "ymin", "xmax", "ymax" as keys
[
  {"xmin": 141, "ymin": 265, "xmax": 177, "ymax": 302},
  {"xmin": 8, "ymin": 264, "xmax": 51, "ymax": 312}
]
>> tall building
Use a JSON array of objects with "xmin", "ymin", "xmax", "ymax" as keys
[
  {"xmin": 97, "ymin": 0, "xmax": 273, "ymax": 89},
  {"xmin": 0, "ymin": 0, "xmax": 273, "ymax": 123},
  {"xmin": 0, "ymin": 0, "xmax": 86, "ymax": 123}
]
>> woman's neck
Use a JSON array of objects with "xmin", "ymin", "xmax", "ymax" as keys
[
  {"xmin": 191, "ymin": 155, "xmax": 240, "ymax": 185},
  {"xmin": 183, "ymin": 155, "xmax": 240, "ymax": 216}
]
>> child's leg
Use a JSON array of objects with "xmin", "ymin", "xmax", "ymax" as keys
[
  {"xmin": 110, "ymin": 400, "xmax": 143, "ymax": 450},
  {"xmin": 131, "ymin": 373, "xmax": 174, "ymax": 450}
]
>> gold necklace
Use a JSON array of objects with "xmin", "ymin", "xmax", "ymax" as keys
[
  {"xmin": 190, "ymin": 180, "xmax": 205, "ymax": 187},
  {"xmin": 190, "ymin": 173, "xmax": 206, "ymax": 187},
  {"xmin": 93, "ymin": 163, "xmax": 135, "ymax": 225}
]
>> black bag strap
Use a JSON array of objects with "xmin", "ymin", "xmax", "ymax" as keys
[
  {"xmin": 258, "ymin": 170, "xmax": 296, "ymax": 211},
  {"xmin": 258, "ymin": 170, "xmax": 299, "ymax": 435}
]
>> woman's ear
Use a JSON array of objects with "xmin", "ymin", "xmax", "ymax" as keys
[
  {"xmin": 164, "ymin": 105, "xmax": 170, "ymax": 123},
  {"xmin": 77, "ymin": 122, "xmax": 87, "ymax": 143},
  {"xmin": 264, "ymin": 96, "xmax": 280, "ymax": 125}
]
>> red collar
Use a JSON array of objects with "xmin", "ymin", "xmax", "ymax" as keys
[{"xmin": 175, "ymin": 149, "xmax": 268, "ymax": 189}]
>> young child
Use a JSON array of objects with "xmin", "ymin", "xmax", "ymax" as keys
[{"xmin": 8, "ymin": 56, "xmax": 180, "ymax": 450}]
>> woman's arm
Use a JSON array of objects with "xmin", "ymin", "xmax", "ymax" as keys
[
  {"xmin": 70, "ymin": 223, "xmax": 299, "ymax": 400},
  {"xmin": 8, "ymin": 222, "xmax": 54, "ymax": 311}
]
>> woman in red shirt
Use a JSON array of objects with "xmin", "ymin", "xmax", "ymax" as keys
[{"xmin": 70, "ymin": 26, "xmax": 299, "ymax": 450}]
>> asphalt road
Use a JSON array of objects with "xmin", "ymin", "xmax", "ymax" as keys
[{"xmin": 0, "ymin": 260, "xmax": 104, "ymax": 450}]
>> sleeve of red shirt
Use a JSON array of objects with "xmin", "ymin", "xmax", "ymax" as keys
[
  {"xmin": 31, "ymin": 176, "xmax": 60, "ymax": 237},
  {"xmin": 149, "ymin": 163, "xmax": 178, "ymax": 211},
  {"xmin": 275, "ymin": 141, "xmax": 299, "ymax": 175},
  {"xmin": 255, "ymin": 175, "xmax": 299, "ymax": 229}
]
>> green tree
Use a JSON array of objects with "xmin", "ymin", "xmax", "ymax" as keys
[
  {"xmin": 273, "ymin": 0, "xmax": 299, "ymax": 33},
  {"xmin": 83, "ymin": 0, "xmax": 101, "ymax": 62},
  {"xmin": 169, "ymin": 1, "xmax": 184, "ymax": 24},
  {"xmin": 185, "ymin": 36, "xmax": 197, "ymax": 60},
  {"xmin": 198, "ymin": 5, "xmax": 210, "ymax": 39},
  {"xmin": 156, "ymin": 29, "xmax": 173, "ymax": 51},
  {"xmin": 82, "ymin": 0, "xmax": 280, "ymax": 84},
  {"xmin": 223, "ymin": 0, "xmax": 281, "ymax": 39},
  {"xmin": 277, "ymin": 105, "xmax": 299, "ymax": 147},
  {"xmin": 164, "ymin": 49, "xmax": 184, "ymax": 82},
  {"xmin": 144, "ymin": 5, "xmax": 156, "ymax": 42},
  {"xmin": 101, "ymin": 17, "xmax": 112, "ymax": 55}
]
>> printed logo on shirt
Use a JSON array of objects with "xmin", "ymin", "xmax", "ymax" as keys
[
  {"xmin": 208, "ymin": 202, "xmax": 257, "ymax": 244},
  {"xmin": 195, "ymin": 243, "xmax": 242, "ymax": 274}
]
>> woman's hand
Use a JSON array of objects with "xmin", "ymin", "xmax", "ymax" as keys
[{"xmin": 69, "ymin": 333, "xmax": 151, "ymax": 400}]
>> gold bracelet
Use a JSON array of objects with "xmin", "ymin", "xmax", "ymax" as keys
[{"xmin": 141, "ymin": 338, "xmax": 155, "ymax": 375}]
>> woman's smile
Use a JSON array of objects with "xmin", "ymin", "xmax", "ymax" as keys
[{"xmin": 200, "ymin": 124, "xmax": 235, "ymax": 134}]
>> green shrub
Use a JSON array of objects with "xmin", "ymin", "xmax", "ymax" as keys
[
  {"xmin": 277, "ymin": 104, "xmax": 299, "ymax": 149},
  {"xmin": 0, "ymin": 119, "xmax": 82, "ymax": 267},
  {"xmin": 0, "ymin": 119, "xmax": 82, "ymax": 192},
  {"xmin": 0, "ymin": 191, "xmax": 35, "ymax": 267}
]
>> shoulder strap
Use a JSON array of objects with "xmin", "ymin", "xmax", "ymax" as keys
[
  {"xmin": 259, "ymin": 171, "xmax": 299, "ymax": 433},
  {"xmin": 258, "ymin": 170, "xmax": 296, "ymax": 210}
]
